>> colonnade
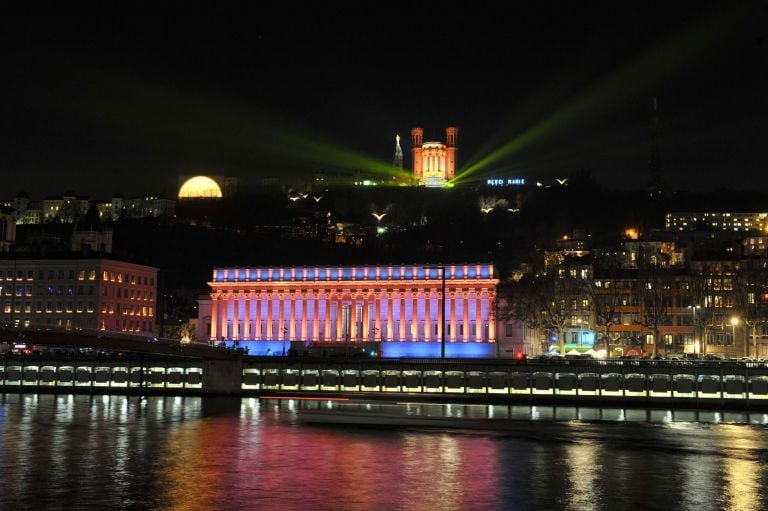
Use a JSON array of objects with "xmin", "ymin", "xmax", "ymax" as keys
[
  {"xmin": 209, "ymin": 288, "xmax": 496, "ymax": 343},
  {"xmin": 422, "ymin": 148, "xmax": 447, "ymax": 176}
]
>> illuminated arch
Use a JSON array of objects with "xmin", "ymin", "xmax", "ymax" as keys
[{"xmin": 178, "ymin": 176, "xmax": 223, "ymax": 199}]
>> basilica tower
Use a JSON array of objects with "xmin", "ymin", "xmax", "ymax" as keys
[
  {"xmin": 445, "ymin": 126, "xmax": 458, "ymax": 181},
  {"xmin": 411, "ymin": 128, "xmax": 424, "ymax": 181}
]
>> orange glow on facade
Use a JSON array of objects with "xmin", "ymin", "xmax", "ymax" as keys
[
  {"xmin": 625, "ymin": 228, "xmax": 639, "ymax": 240},
  {"xmin": 411, "ymin": 127, "xmax": 458, "ymax": 187}
]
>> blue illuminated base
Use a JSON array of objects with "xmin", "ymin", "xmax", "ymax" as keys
[
  {"xmin": 220, "ymin": 340, "xmax": 496, "ymax": 358},
  {"xmin": 381, "ymin": 341, "xmax": 496, "ymax": 359},
  {"xmin": 221, "ymin": 340, "xmax": 305, "ymax": 356}
]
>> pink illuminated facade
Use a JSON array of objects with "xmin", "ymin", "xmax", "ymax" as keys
[{"xmin": 198, "ymin": 264, "xmax": 498, "ymax": 357}]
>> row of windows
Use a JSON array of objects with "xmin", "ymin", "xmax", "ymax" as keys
[
  {"xmin": 636, "ymin": 333, "xmax": 731, "ymax": 346},
  {"xmin": 102, "ymin": 319, "xmax": 152, "ymax": 332},
  {"xmin": 99, "ymin": 304, "xmax": 153, "ymax": 316},
  {"xmin": 102, "ymin": 271, "xmax": 154, "ymax": 286},
  {"xmin": 592, "ymin": 295, "xmax": 740, "ymax": 309},
  {"xmin": 3, "ymin": 285, "xmax": 156, "ymax": 300},
  {"xmin": 1, "ymin": 269, "xmax": 97, "ymax": 281},
  {"xmin": 1, "ymin": 269, "xmax": 154, "ymax": 285},
  {"xmin": 102, "ymin": 287, "xmax": 154, "ymax": 300},
  {"xmin": 3, "ymin": 301, "xmax": 95, "ymax": 313},
  {"xmin": 593, "ymin": 280, "xmax": 692, "ymax": 290},
  {"xmin": 3, "ymin": 284, "xmax": 97, "ymax": 297},
  {"xmin": 2, "ymin": 318, "xmax": 98, "ymax": 328}
]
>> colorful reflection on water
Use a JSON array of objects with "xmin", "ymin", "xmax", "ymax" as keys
[{"xmin": 0, "ymin": 394, "xmax": 767, "ymax": 510}]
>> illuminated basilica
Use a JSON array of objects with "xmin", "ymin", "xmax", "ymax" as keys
[
  {"xmin": 411, "ymin": 127, "xmax": 458, "ymax": 187},
  {"xmin": 197, "ymin": 263, "xmax": 498, "ymax": 358}
]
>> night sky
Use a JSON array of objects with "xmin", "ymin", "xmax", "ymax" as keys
[{"xmin": 2, "ymin": 4, "xmax": 767, "ymax": 198}]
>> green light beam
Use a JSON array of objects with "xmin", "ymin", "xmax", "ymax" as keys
[{"xmin": 453, "ymin": 5, "xmax": 748, "ymax": 184}]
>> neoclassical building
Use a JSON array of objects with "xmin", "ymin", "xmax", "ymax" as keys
[
  {"xmin": 411, "ymin": 127, "xmax": 458, "ymax": 187},
  {"xmin": 198, "ymin": 263, "xmax": 498, "ymax": 357}
]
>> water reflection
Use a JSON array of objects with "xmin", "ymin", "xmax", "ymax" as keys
[
  {"xmin": 563, "ymin": 428, "xmax": 602, "ymax": 511},
  {"xmin": 0, "ymin": 395, "xmax": 767, "ymax": 510}
]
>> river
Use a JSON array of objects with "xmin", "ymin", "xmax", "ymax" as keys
[{"xmin": 0, "ymin": 394, "xmax": 766, "ymax": 510}]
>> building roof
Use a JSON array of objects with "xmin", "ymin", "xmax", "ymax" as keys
[{"xmin": 211, "ymin": 263, "xmax": 497, "ymax": 284}]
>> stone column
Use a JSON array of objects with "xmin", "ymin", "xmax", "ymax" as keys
[
  {"xmin": 266, "ymin": 292, "xmax": 274, "ymax": 340},
  {"xmin": 412, "ymin": 291, "xmax": 419, "ymax": 341},
  {"xmin": 399, "ymin": 292, "xmax": 406, "ymax": 341},
  {"xmin": 288, "ymin": 293, "xmax": 295, "ymax": 339},
  {"xmin": 375, "ymin": 292, "xmax": 382, "ymax": 342},
  {"xmin": 488, "ymin": 291, "xmax": 496, "ymax": 342},
  {"xmin": 450, "ymin": 291, "xmax": 457, "ymax": 342},
  {"xmin": 386, "ymin": 291, "xmax": 394, "ymax": 341},
  {"xmin": 336, "ymin": 293, "xmax": 343, "ymax": 342},
  {"xmin": 244, "ymin": 293, "xmax": 251, "ymax": 340},
  {"xmin": 210, "ymin": 295, "xmax": 219, "ymax": 341},
  {"xmin": 363, "ymin": 291, "xmax": 371, "ymax": 342},
  {"xmin": 233, "ymin": 294, "xmax": 240, "ymax": 340},
  {"xmin": 462, "ymin": 292, "xmax": 469, "ymax": 342},
  {"xmin": 324, "ymin": 290, "xmax": 331, "ymax": 341},
  {"xmin": 424, "ymin": 289, "xmax": 431, "ymax": 341},
  {"xmin": 220, "ymin": 296, "xmax": 229, "ymax": 340},
  {"xmin": 475, "ymin": 290, "xmax": 482, "ymax": 341},
  {"xmin": 255, "ymin": 292, "xmax": 262, "ymax": 339},
  {"xmin": 437, "ymin": 289, "xmax": 443, "ymax": 344},
  {"xmin": 301, "ymin": 292, "xmax": 308, "ymax": 342},
  {"xmin": 313, "ymin": 292, "xmax": 320, "ymax": 342},
  {"xmin": 350, "ymin": 291, "xmax": 358, "ymax": 342}
]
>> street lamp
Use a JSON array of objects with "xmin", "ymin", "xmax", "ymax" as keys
[
  {"xmin": 731, "ymin": 316, "xmax": 741, "ymax": 357},
  {"xmin": 730, "ymin": 316, "xmax": 740, "ymax": 357},
  {"xmin": 423, "ymin": 266, "xmax": 446, "ymax": 359}
]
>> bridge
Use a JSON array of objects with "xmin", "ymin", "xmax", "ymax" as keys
[{"xmin": 0, "ymin": 325, "xmax": 236, "ymax": 361}]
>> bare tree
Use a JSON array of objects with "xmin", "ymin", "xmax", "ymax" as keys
[
  {"xmin": 498, "ymin": 279, "xmax": 546, "ymax": 353},
  {"xmin": 732, "ymin": 259, "xmax": 768, "ymax": 358},
  {"xmin": 585, "ymin": 273, "xmax": 626, "ymax": 357},
  {"xmin": 636, "ymin": 271, "xmax": 674, "ymax": 358},
  {"xmin": 688, "ymin": 264, "xmax": 716, "ymax": 356},
  {"xmin": 523, "ymin": 270, "xmax": 586, "ymax": 354}
]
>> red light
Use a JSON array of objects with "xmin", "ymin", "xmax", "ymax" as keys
[{"xmin": 515, "ymin": 352, "xmax": 525, "ymax": 360}]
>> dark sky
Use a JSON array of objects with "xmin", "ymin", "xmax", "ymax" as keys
[{"xmin": 2, "ymin": 4, "xmax": 767, "ymax": 198}]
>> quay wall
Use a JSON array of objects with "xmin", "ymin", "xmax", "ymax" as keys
[{"xmin": 2, "ymin": 357, "xmax": 768, "ymax": 410}]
